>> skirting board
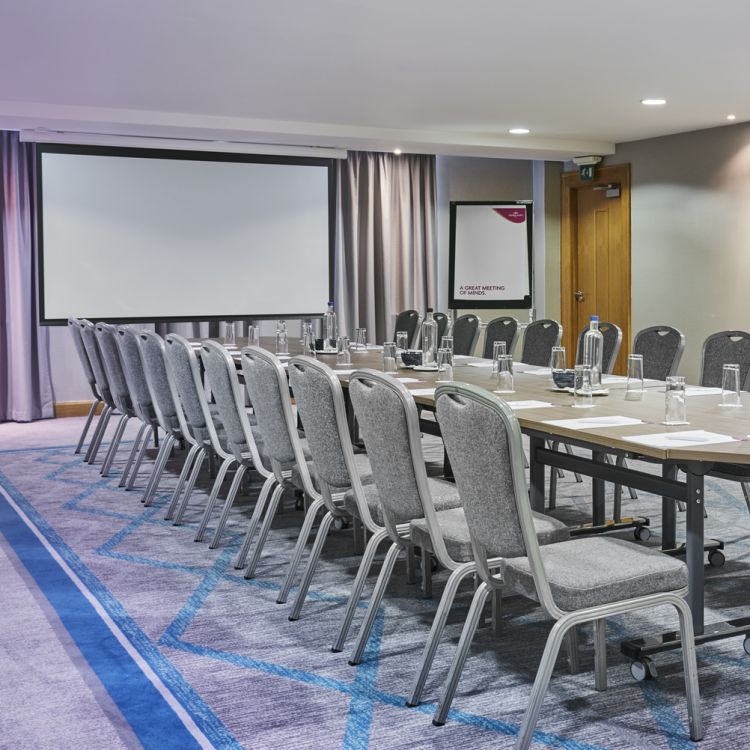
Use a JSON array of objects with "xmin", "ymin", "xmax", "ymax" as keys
[{"xmin": 54, "ymin": 401, "xmax": 104, "ymax": 419}]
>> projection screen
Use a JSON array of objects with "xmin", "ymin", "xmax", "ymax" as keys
[{"xmin": 37, "ymin": 145, "xmax": 334, "ymax": 324}]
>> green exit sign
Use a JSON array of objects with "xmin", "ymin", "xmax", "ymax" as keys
[{"xmin": 579, "ymin": 164, "xmax": 596, "ymax": 181}]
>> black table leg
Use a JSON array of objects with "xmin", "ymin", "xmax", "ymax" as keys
[
  {"xmin": 529, "ymin": 435, "xmax": 545, "ymax": 513},
  {"xmin": 661, "ymin": 463, "xmax": 678, "ymax": 551},
  {"xmin": 685, "ymin": 468, "xmax": 705, "ymax": 635},
  {"xmin": 592, "ymin": 451, "xmax": 606, "ymax": 527}
]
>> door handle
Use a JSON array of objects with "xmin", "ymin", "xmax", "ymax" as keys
[{"xmin": 574, "ymin": 290, "xmax": 585, "ymax": 302}]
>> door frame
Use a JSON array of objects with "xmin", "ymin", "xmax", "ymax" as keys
[{"xmin": 560, "ymin": 163, "xmax": 631, "ymax": 369}]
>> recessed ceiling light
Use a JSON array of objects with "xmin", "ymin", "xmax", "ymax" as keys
[
  {"xmin": 641, "ymin": 98, "xmax": 667, "ymax": 106},
  {"xmin": 509, "ymin": 128, "xmax": 530, "ymax": 135},
  {"xmin": 727, "ymin": 114, "xmax": 737, "ymax": 121},
  {"xmin": 393, "ymin": 148, "xmax": 402, "ymax": 155}
]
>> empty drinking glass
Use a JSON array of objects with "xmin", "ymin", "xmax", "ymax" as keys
[
  {"xmin": 336, "ymin": 336, "xmax": 351, "ymax": 366},
  {"xmin": 550, "ymin": 346, "xmax": 566, "ymax": 373},
  {"xmin": 440, "ymin": 336, "xmax": 454, "ymax": 355},
  {"xmin": 626, "ymin": 354, "xmax": 644, "ymax": 400},
  {"xmin": 224, "ymin": 321, "xmax": 236, "ymax": 347},
  {"xmin": 492, "ymin": 340, "xmax": 507, "ymax": 376},
  {"xmin": 494, "ymin": 354, "xmax": 514, "ymax": 394},
  {"xmin": 354, "ymin": 328, "xmax": 367, "ymax": 351},
  {"xmin": 247, "ymin": 325, "xmax": 260, "ymax": 347},
  {"xmin": 436, "ymin": 347, "xmax": 454, "ymax": 382},
  {"xmin": 383, "ymin": 342, "xmax": 397, "ymax": 373},
  {"xmin": 664, "ymin": 375, "xmax": 688, "ymax": 424},
  {"xmin": 573, "ymin": 365, "xmax": 594, "ymax": 408},
  {"xmin": 396, "ymin": 331, "xmax": 409, "ymax": 352},
  {"xmin": 275, "ymin": 320, "xmax": 289, "ymax": 354},
  {"xmin": 721, "ymin": 363, "xmax": 742, "ymax": 407},
  {"xmin": 302, "ymin": 328, "xmax": 317, "ymax": 358}
]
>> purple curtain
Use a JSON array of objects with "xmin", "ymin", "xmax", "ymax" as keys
[{"xmin": 0, "ymin": 131, "xmax": 53, "ymax": 422}]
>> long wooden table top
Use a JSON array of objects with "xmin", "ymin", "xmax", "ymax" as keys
[{"xmin": 205, "ymin": 337, "xmax": 750, "ymax": 467}]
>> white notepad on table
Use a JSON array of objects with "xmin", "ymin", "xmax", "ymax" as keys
[
  {"xmin": 623, "ymin": 430, "xmax": 738, "ymax": 449},
  {"xmin": 542, "ymin": 415, "xmax": 645, "ymax": 430}
]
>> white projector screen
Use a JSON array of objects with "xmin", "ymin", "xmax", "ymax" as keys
[
  {"xmin": 37, "ymin": 145, "xmax": 334, "ymax": 324},
  {"xmin": 449, "ymin": 201, "xmax": 533, "ymax": 309}
]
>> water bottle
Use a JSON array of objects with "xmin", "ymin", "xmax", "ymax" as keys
[
  {"xmin": 276, "ymin": 320, "xmax": 289, "ymax": 355},
  {"xmin": 323, "ymin": 301, "xmax": 337, "ymax": 351},
  {"xmin": 421, "ymin": 307, "xmax": 438, "ymax": 366},
  {"xmin": 582, "ymin": 315, "xmax": 604, "ymax": 388}
]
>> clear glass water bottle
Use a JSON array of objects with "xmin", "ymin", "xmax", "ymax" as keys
[
  {"xmin": 421, "ymin": 307, "xmax": 438, "ymax": 366},
  {"xmin": 323, "ymin": 301, "xmax": 337, "ymax": 352},
  {"xmin": 276, "ymin": 320, "xmax": 289, "ymax": 355},
  {"xmin": 582, "ymin": 315, "xmax": 604, "ymax": 388}
]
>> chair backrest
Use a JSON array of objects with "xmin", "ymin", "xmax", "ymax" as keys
[
  {"xmin": 632, "ymin": 325, "xmax": 685, "ymax": 380},
  {"xmin": 574, "ymin": 321, "xmax": 622, "ymax": 374},
  {"xmin": 200, "ymin": 341, "xmax": 266, "ymax": 471},
  {"xmin": 434, "ymin": 312, "xmax": 449, "ymax": 344},
  {"xmin": 700, "ymin": 330, "xmax": 750, "ymax": 389},
  {"xmin": 482, "ymin": 316, "xmax": 520, "ymax": 359},
  {"xmin": 95, "ymin": 322, "xmax": 133, "ymax": 415},
  {"xmin": 435, "ymin": 382, "xmax": 559, "ymax": 615},
  {"xmin": 115, "ymin": 327, "xmax": 155, "ymax": 424},
  {"xmin": 452, "ymin": 314, "xmax": 481, "ymax": 356},
  {"xmin": 68, "ymin": 317, "xmax": 99, "ymax": 400},
  {"xmin": 135, "ymin": 331, "xmax": 182, "ymax": 436},
  {"xmin": 79, "ymin": 320, "xmax": 114, "ymax": 408},
  {"xmin": 393, "ymin": 309, "xmax": 420, "ymax": 347},
  {"xmin": 520, "ymin": 319, "xmax": 562, "ymax": 366}
]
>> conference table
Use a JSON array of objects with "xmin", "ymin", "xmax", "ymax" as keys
[{"xmin": 215, "ymin": 338, "xmax": 750, "ymax": 664}]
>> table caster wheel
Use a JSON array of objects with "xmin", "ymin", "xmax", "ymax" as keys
[
  {"xmin": 630, "ymin": 657, "xmax": 658, "ymax": 682},
  {"xmin": 708, "ymin": 549, "xmax": 725, "ymax": 568},
  {"xmin": 333, "ymin": 516, "xmax": 349, "ymax": 531},
  {"xmin": 744, "ymin": 635, "xmax": 750, "ymax": 656},
  {"xmin": 634, "ymin": 526, "xmax": 651, "ymax": 542}
]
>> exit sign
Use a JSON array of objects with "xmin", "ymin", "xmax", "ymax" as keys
[{"xmin": 579, "ymin": 164, "xmax": 596, "ymax": 181}]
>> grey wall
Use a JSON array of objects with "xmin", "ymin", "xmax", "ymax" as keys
[{"xmin": 604, "ymin": 121, "xmax": 750, "ymax": 383}]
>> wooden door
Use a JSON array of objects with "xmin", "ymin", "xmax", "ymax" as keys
[{"xmin": 561, "ymin": 164, "xmax": 631, "ymax": 374}]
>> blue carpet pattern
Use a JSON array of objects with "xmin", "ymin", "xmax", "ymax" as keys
[{"xmin": 0, "ymin": 433, "xmax": 749, "ymax": 749}]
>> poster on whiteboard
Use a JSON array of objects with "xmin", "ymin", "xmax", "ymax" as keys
[{"xmin": 448, "ymin": 201, "xmax": 533, "ymax": 309}]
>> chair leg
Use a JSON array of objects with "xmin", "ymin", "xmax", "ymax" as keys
[
  {"xmin": 125, "ymin": 425, "xmax": 153, "ymax": 490},
  {"xmin": 208, "ymin": 464, "xmax": 247, "ymax": 548},
  {"xmin": 243, "ymin": 481, "xmax": 285, "ymax": 578},
  {"xmin": 407, "ymin": 562, "xmax": 475, "ymax": 707},
  {"xmin": 100, "ymin": 415, "xmax": 129, "ymax": 477},
  {"xmin": 421, "ymin": 547, "xmax": 433, "ymax": 599},
  {"xmin": 742, "ymin": 482, "xmax": 750, "ymax": 514},
  {"xmin": 352, "ymin": 517, "xmax": 364, "ymax": 555},
  {"xmin": 194, "ymin": 456, "xmax": 234, "ymax": 541},
  {"xmin": 672, "ymin": 596, "xmax": 704, "ymax": 741},
  {"xmin": 118, "ymin": 422, "xmax": 148, "ymax": 487},
  {"xmin": 277, "ymin": 497, "xmax": 325, "ymax": 604},
  {"xmin": 141, "ymin": 435, "xmax": 176, "ymax": 506},
  {"xmin": 85, "ymin": 406, "xmax": 112, "ymax": 463},
  {"xmin": 173, "ymin": 448, "xmax": 208, "ymax": 525},
  {"xmin": 164, "ymin": 444, "xmax": 200, "ymax": 519},
  {"xmin": 331, "ymin": 527, "xmax": 389, "ymax": 653},
  {"xmin": 515, "ymin": 617, "xmax": 574, "ymax": 750},
  {"xmin": 566, "ymin": 626, "xmax": 580, "ymax": 675},
  {"xmin": 348, "ymin": 542, "xmax": 401, "ymax": 666},
  {"xmin": 406, "ymin": 544, "xmax": 417, "ymax": 584},
  {"xmin": 75, "ymin": 399, "xmax": 101, "ymax": 455},
  {"xmin": 548, "ymin": 456, "xmax": 558, "ymax": 510},
  {"xmin": 432, "ymin": 581, "xmax": 491, "ymax": 726},
  {"xmin": 288, "ymin": 511, "xmax": 336, "ymax": 621},
  {"xmin": 233, "ymin": 475, "xmax": 276, "ymax": 568},
  {"xmin": 594, "ymin": 618, "xmax": 607, "ymax": 691}
]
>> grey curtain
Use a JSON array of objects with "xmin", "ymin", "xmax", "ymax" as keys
[
  {"xmin": 335, "ymin": 152, "xmax": 437, "ymax": 343},
  {"xmin": 0, "ymin": 132, "xmax": 53, "ymax": 422}
]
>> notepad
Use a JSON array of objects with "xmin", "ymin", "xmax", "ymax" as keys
[
  {"xmin": 623, "ymin": 430, "xmax": 738, "ymax": 449},
  {"xmin": 542, "ymin": 415, "xmax": 645, "ymax": 430},
  {"xmin": 409, "ymin": 388, "xmax": 436, "ymax": 398},
  {"xmin": 657, "ymin": 386, "xmax": 723, "ymax": 396},
  {"xmin": 333, "ymin": 369, "xmax": 355, "ymax": 375},
  {"xmin": 467, "ymin": 361, "xmax": 494, "ymax": 368},
  {"xmin": 505, "ymin": 400, "xmax": 554, "ymax": 410},
  {"xmin": 523, "ymin": 367, "xmax": 552, "ymax": 376},
  {"xmin": 396, "ymin": 377, "xmax": 421, "ymax": 383}
]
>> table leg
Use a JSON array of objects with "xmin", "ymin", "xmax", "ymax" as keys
[
  {"xmin": 592, "ymin": 451, "xmax": 606, "ymax": 527},
  {"xmin": 685, "ymin": 469, "xmax": 705, "ymax": 635},
  {"xmin": 529, "ymin": 436, "xmax": 545, "ymax": 513},
  {"xmin": 661, "ymin": 463, "xmax": 678, "ymax": 551}
]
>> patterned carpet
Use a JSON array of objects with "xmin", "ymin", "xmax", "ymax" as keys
[{"xmin": 0, "ymin": 417, "xmax": 749, "ymax": 749}]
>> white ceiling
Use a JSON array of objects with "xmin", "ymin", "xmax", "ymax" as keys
[{"xmin": 1, "ymin": 0, "xmax": 747, "ymax": 160}]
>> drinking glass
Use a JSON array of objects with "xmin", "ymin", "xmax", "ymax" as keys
[
  {"xmin": 354, "ymin": 328, "xmax": 367, "ymax": 351},
  {"xmin": 721, "ymin": 363, "xmax": 742, "ymax": 407},
  {"xmin": 302, "ymin": 328, "xmax": 317, "ymax": 358},
  {"xmin": 436, "ymin": 348, "xmax": 454, "ymax": 383},
  {"xmin": 664, "ymin": 375, "xmax": 687, "ymax": 424},
  {"xmin": 550, "ymin": 346, "xmax": 566, "ymax": 372},
  {"xmin": 625, "ymin": 354, "xmax": 644, "ymax": 400},
  {"xmin": 492, "ymin": 340, "xmax": 507, "ymax": 376},
  {"xmin": 247, "ymin": 325, "xmax": 260, "ymax": 347},
  {"xmin": 396, "ymin": 331, "xmax": 409, "ymax": 351},
  {"xmin": 336, "ymin": 336, "xmax": 351, "ymax": 366},
  {"xmin": 300, "ymin": 318, "xmax": 312, "ymax": 345},
  {"xmin": 224, "ymin": 321, "xmax": 236, "ymax": 347},
  {"xmin": 494, "ymin": 354, "xmax": 514, "ymax": 394},
  {"xmin": 275, "ymin": 322, "xmax": 289, "ymax": 355},
  {"xmin": 383, "ymin": 342, "xmax": 397, "ymax": 373},
  {"xmin": 573, "ymin": 365, "xmax": 594, "ymax": 408},
  {"xmin": 440, "ymin": 336, "xmax": 454, "ymax": 355}
]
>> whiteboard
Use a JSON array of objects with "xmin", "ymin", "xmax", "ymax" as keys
[
  {"xmin": 37, "ymin": 145, "xmax": 333, "ymax": 323},
  {"xmin": 448, "ymin": 201, "xmax": 532, "ymax": 309}
]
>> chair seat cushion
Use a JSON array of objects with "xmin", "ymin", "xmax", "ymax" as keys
[
  {"xmin": 411, "ymin": 508, "xmax": 570, "ymax": 564},
  {"xmin": 504, "ymin": 536, "xmax": 688, "ymax": 612},
  {"xmin": 291, "ymin": 453, "xmax": 372, "ymax": 494},
  {"xmin": 344, "ymin": 477, "xmax": 461, "ymax": 527}
]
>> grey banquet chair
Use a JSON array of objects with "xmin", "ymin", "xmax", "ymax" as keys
[
  {"xmin": 67, "ymin": 316, "xmax": 104, "ymax": 455},
  {"xmin": 392, "ymin": 309, "xmax": 420, "ymax": 347},
  {"xmin": 482, "ymin": 316, "xmax": 520, "ymax": 359},
  {"xmin": 451, "ymin": 314, "xmax": 481, "ymax": 356},
  {"xmin": 574, "ymin": 320, "xmax": 622, "ymax": 374},
  {"xmin": 632, "ymin": 325, "xmax": 685, "ymax": 380},
  {"xmin": 520, "ymin": 319, "xmax": 562, "ymax": 366},
  {"xmin": 434, "ymin": 312, "xmax": 449, "ymax": 344},
  {"xmin": 431, "ymin": 383, "xmax": 702, "ymax": 749}
]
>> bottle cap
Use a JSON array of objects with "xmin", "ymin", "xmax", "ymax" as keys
[
  {"xmin": 426, "ymin": 307, "xmax": 433, "ymax": 313},
  {"xmin": 328, "ymin": 300, "xmax": 334, "ymax": 306},
  {"xmin": 590, "ymin": 315, "xmax": 599, "ymax": 322}
]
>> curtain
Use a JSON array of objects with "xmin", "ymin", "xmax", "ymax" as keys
[
  {"xmin": 0, "ymin": 132, "xmax": 53, "ymax": 422},
  {"xmin": 335, "ymin": 152, "xmax": 437, "ymax": 343}
]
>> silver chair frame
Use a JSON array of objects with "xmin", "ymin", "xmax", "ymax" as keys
[{"xmin": 68, "ymin": 316, "xmax": 104, "ymax": 455}]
